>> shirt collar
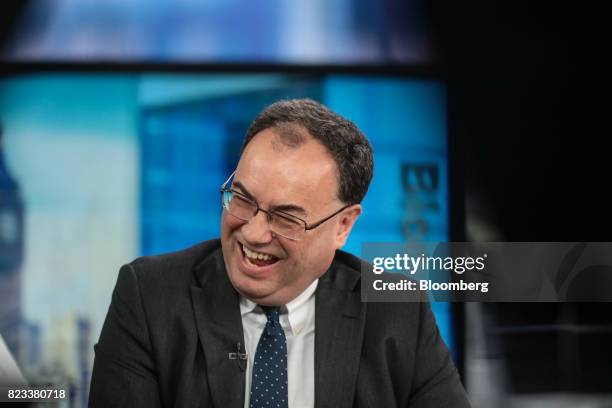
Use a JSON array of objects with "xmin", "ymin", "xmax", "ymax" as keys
[{"xmin": 239, "ymin": 279, "xmax": 318, "ymax": 335}]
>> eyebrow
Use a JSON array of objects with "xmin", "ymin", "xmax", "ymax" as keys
[{"xmin": 232, "ymin": 181, "xmax": 308, "ymax": 216}]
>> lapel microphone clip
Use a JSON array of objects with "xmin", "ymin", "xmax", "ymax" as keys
[{"xmin": 228, "ymin": 342, "xmax": 248, "ymax": 371}]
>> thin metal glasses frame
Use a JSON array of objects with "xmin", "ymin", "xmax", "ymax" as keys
[{"xmin": 220, "ymin": 171, "xmax": 353, "ymax": 240}]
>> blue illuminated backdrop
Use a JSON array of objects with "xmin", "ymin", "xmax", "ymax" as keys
[
  {"xmin": 0, "ymin": 72, "xmax": 452, "ymax": 402},
  {"xmin": 3, "ymin": 0, "xmax": 432, "ymax": 64},
  {"xmin": 137, "ymin": 73, "xmax": 451, "ymax": 349},
  {"xmin": 0, "ymin": 1, "xmax": 448, "ymax": 405}
]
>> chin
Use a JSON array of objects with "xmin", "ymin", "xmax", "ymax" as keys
[{"xmin": 227, "ymin": 266, "xmax": 272, "ymax": 300}]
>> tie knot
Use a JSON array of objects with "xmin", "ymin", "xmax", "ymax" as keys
[{"xmin": 260, "ymin": 305, "xmax": 281, "ymax": 323}]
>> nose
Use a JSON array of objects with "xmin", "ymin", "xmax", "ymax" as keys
[{"xmin": 241, "ymin": 210, "xmax": 273, "ymax": 244}]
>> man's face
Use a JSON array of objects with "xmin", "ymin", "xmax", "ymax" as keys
[{"xmin": 221, "ymin": 127, "xmax": 359, "ymax": 305}]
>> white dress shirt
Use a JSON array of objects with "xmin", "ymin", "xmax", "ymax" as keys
[{"xmin": 240, "ymin": 279, "xmax": 318, "ymax": 408}]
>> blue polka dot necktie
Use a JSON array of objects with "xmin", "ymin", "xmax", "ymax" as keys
[{"xmin": 250, "ymin": 306, "xmax": 288, "ymax": 408}]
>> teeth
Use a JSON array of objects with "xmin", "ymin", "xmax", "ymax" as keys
[{"xmin": 242, "ymin": 244, "xmax": 274, "ymax": 261}]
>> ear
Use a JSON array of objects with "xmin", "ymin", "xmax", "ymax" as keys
[{"xmin": 334, "ymin": 204, "xmax": 362, "ymax": 249}]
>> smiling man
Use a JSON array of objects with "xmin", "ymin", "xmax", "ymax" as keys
[
  {"xmin": 89, "ymin": 99, "xmax": 471, "ymax": 408},
  {"xmin": 221, "ymin": 124, "xmax": 359, "ymax": 306}
]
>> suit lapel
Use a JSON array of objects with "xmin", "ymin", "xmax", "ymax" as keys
[
  {"xmin": 315, "ymin": 260, "xmax": 366, "ymax": 408},
  {"xmin": 190, "ymin": 250, "xmax": 245, "ymax": 408}
]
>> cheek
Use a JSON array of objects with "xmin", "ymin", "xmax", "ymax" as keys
[
  {"xmin": 291, "ymin": 231, "xmax": 336, "ymax": 274},
  {"xmin": 221, "ymin": 212, "xmax": 242, "ymax": 236}
]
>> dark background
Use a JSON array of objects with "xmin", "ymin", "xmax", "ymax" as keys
[
  {"xmin": 428, "ymin": 0, "xmax": 611, "ymax": 394},
  {"xmin": 429, "ymin": 1, "xmax": 610, "ymax": 242}
]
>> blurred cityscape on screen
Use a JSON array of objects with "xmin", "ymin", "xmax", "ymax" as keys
[{"xmin": 0, "ymin": 73, "xmax": 448, "ymax": 406}]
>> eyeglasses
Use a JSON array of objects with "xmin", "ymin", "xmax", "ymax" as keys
[{"xmin": 220, "ymin": 171, "xmax": 353, "ymax": 241}]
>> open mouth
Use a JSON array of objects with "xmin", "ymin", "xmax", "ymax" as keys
[{"xmin": 240, "ymin": 243, "xmax": 280, "ymax": 268}]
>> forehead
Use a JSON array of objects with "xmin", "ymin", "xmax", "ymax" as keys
[{"xmin": 235, "ymin": 128, "xmax": 338, "ymax": 208}]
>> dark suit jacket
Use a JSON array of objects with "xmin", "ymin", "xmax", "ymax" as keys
[{"xmin": 89, "ymin": 239, "xmax": 471, "ymax": 407}]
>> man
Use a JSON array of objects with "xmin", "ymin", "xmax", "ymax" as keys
[{"xmin": 89, "ymin": 99, "xmax": 471, "ymax": 407}]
